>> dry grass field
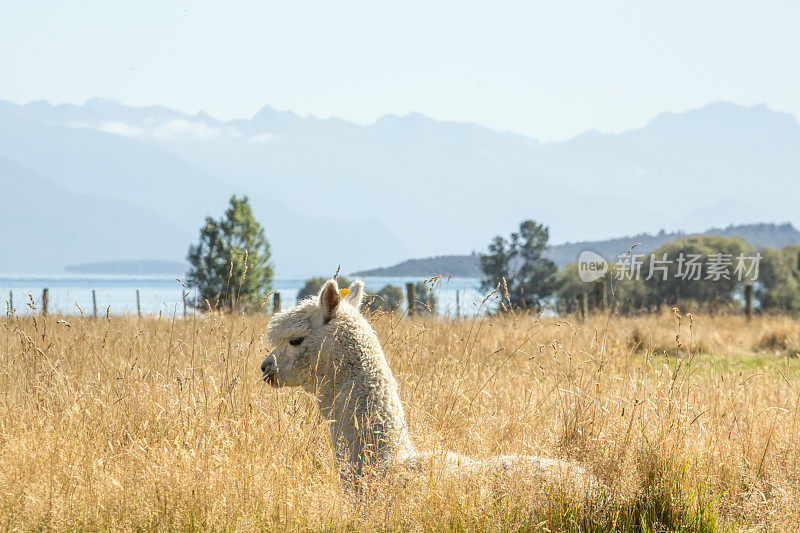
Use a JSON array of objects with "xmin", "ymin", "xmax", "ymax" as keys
[{"xmin": 1, "ymin": 304, "xmax": 799, "ymax": 531}]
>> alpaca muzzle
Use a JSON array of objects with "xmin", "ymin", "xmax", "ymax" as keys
[{"xmin": 260, "ymin": 355, "xmax": 278, "ymax": 386}]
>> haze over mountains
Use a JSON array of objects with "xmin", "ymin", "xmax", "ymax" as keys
[{"xmin": 2, "ymin": 98, "xmax": 799, "ymax": 276}]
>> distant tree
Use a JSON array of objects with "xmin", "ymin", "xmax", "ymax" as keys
[
  {"xmin": 644, "ymin": 236, "xmax": 752, "ymax": 311},
  {"xmin": 410, "ymin": 281, "xmax": 438, "ymax": 314},
  {"xmin": 186, "ymin": 195, "xmax": 273, "ymax": 312},
  {"xmin": 756, "ymin": 245, "xmax": 800, "ymax": 312},
  {"xmin": 363, "ymin": 284, "xmax": 405, "ymax": 313},
  {"xmin": 555, "ymin": 236, "xmax": 757, "ymax": 314},
  {"xmin": 480, "ymin": 220, "xmax": 557, "ymax": 310},
  {"xmin": 610, "ymin": 276, "xmax": 654, "ymax": 314},
  {"xmin": 297, "ymin": 276, "xmax": 351, "ymax": 303},
  {"xmin": 555, "ymin": 263, "xmax": 650, "ymax": 314},
  {"xmin": 554, "ymin": 263, "xmax": 587, "ymax": 312}
]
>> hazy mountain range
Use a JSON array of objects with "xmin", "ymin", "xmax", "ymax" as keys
[{"xmin": 2, "ymin": 98, "xmax": 799, "ymax": 276}]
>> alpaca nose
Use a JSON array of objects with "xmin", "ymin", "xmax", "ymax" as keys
[
  {"xmin": 261, "ymin": 354, "xmax": 276, "ymax": 375},
  {"xmin": 261, "ymin": 356, "xmax": 278, "ymax": 386}
]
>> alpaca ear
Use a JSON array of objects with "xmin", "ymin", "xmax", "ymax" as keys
[
  {"xmin": 319, "ymin": 279, "xmax": 341, "ymax": 322},
  {"xmin": 344, "ymin": 280, "xmax": 365, "ymax": 310}
]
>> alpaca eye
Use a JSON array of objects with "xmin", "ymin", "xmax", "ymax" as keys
[{"xmin": 289, "ymin": 337, "xmax": 304, "ymax": 347}]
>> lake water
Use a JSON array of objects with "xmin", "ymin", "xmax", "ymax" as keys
[{"xmin": 0, "ymin": 275, "xmax": 491, "ymax": 317}]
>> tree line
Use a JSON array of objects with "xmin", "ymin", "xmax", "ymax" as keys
[
  {"xmin": 481, "ymin": 220, "xmax": 800, "ymax": 314},
  {"xmin": 184, "ymin": 196, "xmax": 800, "ymax": 315}
]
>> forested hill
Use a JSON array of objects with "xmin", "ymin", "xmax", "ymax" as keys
[
  {"xmin": 353, "ymin": 254, "xmax": 483, "ymax": 278},
  {"xmin": 352, "ymin": 223, "xmax": 800, "ymax": 278}
]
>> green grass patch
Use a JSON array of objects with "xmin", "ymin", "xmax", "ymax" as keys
[{"xmin": 644, "ymin": 349, "xmax": 800, "ymax": 375}]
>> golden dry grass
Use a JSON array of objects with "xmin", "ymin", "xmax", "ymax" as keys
[{"xmin": 1, "ymin": 307, "xmax": 799, "ymax": 531}]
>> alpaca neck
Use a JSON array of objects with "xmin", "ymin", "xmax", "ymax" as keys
[{"xmin": 310, "ymin": 324, "xmax": 415, "ymax": 477}]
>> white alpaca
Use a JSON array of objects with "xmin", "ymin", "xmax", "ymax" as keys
[{"xmin": 261, "ymin": 279, "xmax": 588, "ymax": 488}]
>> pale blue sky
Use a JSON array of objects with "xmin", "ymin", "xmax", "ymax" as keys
[{"xmin": 2, "ymin": 1, "xmax": 798, "ymax": 140}]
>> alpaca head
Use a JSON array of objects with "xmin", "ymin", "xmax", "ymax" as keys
[{"xmin": 260, "ymin": 278, "xmax": 366, "ymax": 388}]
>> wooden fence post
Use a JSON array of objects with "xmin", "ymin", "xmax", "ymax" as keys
[
  {"xmin": 273, "ymin": 292, "xmax": 281, "ymax": 313},
  {"xmin": 92, "ymin": 290, "xmax": 98, "ymax": 318},
  {"xmin": 455, "ymin": 290, "xmax": 461, "ymax": 318},
  {"xmin": 8, "ymin": 291, "xmax": 12, "ymax": 314},
  {"xmin": 183, "ymin": 293, "xmax": 187, "ymax": 317},
  {"xmin": 406, "ymin": 283, "xmax": 415, "ymax": 316},
  {"xmin": 576, "ymin": 293, "xmax": 587, "ymax": 322},
  {"xmin": 593, "ymin": 279, "xmax": 606, "ymax": 312},
  {"xmin": 136, "ymin": 290, "xmax": 141, "ymax": 318},
  {"xmin": 744, "ymin": 284, "xmax": 753, "ymax": 320},
  {"xmin": 42, "ymin": 288, "xmax": 48, "ymax": 317}
]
